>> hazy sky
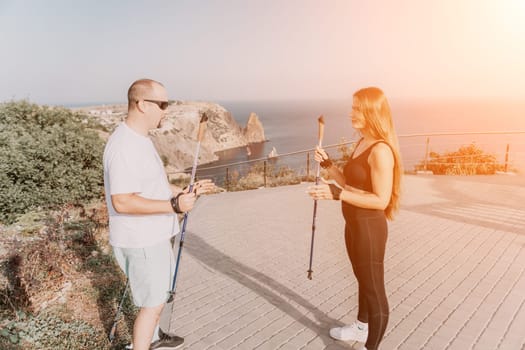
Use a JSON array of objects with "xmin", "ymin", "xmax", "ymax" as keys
[{"xmin": 1, "ymin": 0, "xmax": 524, "ymax": 104}]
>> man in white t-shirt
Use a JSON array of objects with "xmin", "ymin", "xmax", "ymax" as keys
[{"xmin": 103, "ymin": 79, "xmax": 212, "ymax": 350}]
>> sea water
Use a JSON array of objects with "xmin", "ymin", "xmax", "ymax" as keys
[{"xmin": 202, "ymin": 98, "xmax": 525, "ymax": 176}]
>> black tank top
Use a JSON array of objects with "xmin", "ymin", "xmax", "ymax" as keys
[{"xmin": 341, "ymin": 139, "xmax": 388, "ymax": 219}]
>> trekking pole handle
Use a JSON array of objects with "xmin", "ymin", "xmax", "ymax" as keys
[
  {"xmin": 318, "ymin": 115, "xmax": 325, "ymax": 146},
  {"xmin": 188, "ymin": 113, "xmax": 208, "ymax": 191},
  {"xmin": 197, "ymin": 113, "xmax": 208, "ymax": 143}
]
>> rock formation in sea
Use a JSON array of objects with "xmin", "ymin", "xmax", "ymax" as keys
[
  {"xmin": 243, "ymin": 112, "xmax": 266, "ymax": 143},
  {"xmin": 81, "ymin": 101, "xmax": 266, "ymax": 173}
]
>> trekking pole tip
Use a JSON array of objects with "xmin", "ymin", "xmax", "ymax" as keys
[{"xmin": 108, "ymin": 326, "xmax": 116, "ymax": 343}]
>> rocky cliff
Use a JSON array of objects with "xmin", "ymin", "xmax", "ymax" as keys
[{"xmin": 81, "ymin": 101, "xmax": 266, "ymax": 173}]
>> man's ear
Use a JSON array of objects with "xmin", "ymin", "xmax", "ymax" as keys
[{"xmin": 135, "ymin": 100, "xmax": 146, "ymax": 113}]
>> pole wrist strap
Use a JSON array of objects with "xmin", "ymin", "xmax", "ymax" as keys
[{"xmin": 170, "ymin": 193, "xmax": 184, "ymax": 214}]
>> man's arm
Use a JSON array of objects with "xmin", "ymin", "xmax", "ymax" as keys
[{"xmin": 111, "ymin": 192, "xmax": 195, "ymax": 214}]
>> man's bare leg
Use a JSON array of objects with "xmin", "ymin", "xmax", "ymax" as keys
[{"xmin": 132, "ymin": 303, "xmax": 164, "ymax": 350}]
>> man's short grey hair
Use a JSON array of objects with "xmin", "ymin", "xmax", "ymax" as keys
[{"xmin": 127, "ymin": 79, "xmax": 164, "ymax": 109}]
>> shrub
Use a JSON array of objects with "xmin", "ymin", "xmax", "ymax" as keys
[
  {"xmin": 222, "ymin": 161, "xmax": 302, "ymax": 191},
  {"xmin": 0, "ymin": 101, "xmax": 105, "ymax": 223},
  {"xmin": 415, "ymin": 143, "xmax": 503, "ymax": 175}
]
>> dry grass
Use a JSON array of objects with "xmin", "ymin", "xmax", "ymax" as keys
[{"xmin": 0, "ymin": 203, "xmax": 134, "ymax": 349}]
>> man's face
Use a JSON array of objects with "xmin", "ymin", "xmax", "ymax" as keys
[{"xmin": 142, "ymin": 84, "xmax": 169, "ymax": 129}]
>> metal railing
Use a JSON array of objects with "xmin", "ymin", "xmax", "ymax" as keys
[{"xmin": 168, "ymin": 131, "xmax": 525, "ymax": 189}]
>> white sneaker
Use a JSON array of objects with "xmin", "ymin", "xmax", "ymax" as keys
[{"xmin": 329, "ymin": 321, "xmax": 368, "ymax": 342}]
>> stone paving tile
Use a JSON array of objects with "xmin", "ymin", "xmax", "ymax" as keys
[{"xmin": 160, "ymin": 175, "xmax": 525, "ymax": 349}]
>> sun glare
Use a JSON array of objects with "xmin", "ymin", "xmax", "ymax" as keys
[{"xmin": 500, "ymin": 0, "xmax": 525, "ymax": 34}]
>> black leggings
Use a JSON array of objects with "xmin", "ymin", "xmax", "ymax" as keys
[{"xmin": 344, "ymin": 213, "xmax": 389, "ymax": 350}]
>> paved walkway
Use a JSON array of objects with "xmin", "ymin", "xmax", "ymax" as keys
[{"xmin": 167, "ymin": 175, "xmax": 525, "ymax": 350}]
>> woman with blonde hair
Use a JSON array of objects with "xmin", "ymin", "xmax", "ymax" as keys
[{"xmin": 308, "ymin": 87, "xmax": 402, "ymax": 350}]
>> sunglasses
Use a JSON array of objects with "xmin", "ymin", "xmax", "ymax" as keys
[{"xmin": 142, "ymin": 99, "xmax": 169, "ymax": 110}]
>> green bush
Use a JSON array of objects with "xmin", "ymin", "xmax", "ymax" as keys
[
  {"xmin": 0, "ymin": 101, "xmax": 105, "ymax": 223},
  {"xmin": 415, "ymin": 143, "xmax": 504, "ymax": 175}
]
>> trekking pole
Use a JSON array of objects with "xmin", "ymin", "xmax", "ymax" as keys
[
  {"xmin": 307, "ymin": 115, "xmax": 325, "ymax": 280},
  {"xmin": 159, "ymin": 112, "xmax": 208, "ymax": 335},
  {"xmin": 170, "ymin": 112, "xmax": 208, "ymax": 293},
  {"xmin": 108, "ymin": 278, "xmax": 129, "ymax": 343}
]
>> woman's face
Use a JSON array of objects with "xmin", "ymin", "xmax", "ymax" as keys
[{"xmin": 350, "ymin": 97, "xmax": 366, "ymax": 130}]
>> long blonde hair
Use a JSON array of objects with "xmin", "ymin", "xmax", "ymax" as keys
[{"xmin": 354, "ymin": 87, "xmax": 402, "ymax": 219}]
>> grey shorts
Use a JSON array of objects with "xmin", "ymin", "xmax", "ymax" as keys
[{"xmin": 113, "ymin": 238, "xmax": 175, "ymax": 307}]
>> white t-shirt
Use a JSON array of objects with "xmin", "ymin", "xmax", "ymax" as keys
[{"xmin": 103, "ymin": 122, "xmax": 179, "ymax": 248}]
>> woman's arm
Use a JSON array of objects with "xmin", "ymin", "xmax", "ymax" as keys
[
  {"xmin": 309, "ymin": 143, "xmax": 394, "ymax": 210},
  {"xmin": 314, "ymin": 146, "xmax": 346, "ymax": 187},
  {"xmin": 324, "ymin": 164, "xmax": 346, "ymax": 187}
]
